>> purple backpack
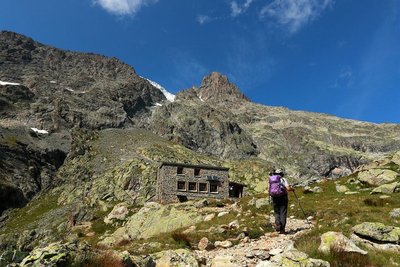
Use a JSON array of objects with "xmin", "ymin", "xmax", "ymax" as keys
[{"xmin": 269, "ymin": 175, "xmax": 287, "ymax": 197}]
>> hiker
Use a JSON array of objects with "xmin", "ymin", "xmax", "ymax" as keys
[{"xmin": 269, "ymin": 168, "xmax": 294, "ymax": 234}]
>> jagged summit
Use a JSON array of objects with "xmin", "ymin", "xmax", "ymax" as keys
[{"xmin": 197, "ymin": 72, "xmax": 250, "ymax": 102}]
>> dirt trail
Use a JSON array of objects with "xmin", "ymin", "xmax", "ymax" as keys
[{"xmin": 195, "ymin": 217, "xmax": 313, "ymax": 267}]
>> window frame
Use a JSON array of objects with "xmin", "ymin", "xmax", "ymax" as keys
[
  {"xmin": 188, "ymin": 182, "xmax": 197, "ymax": 192},
  {"xmin": 209, "ymin": 181, "xmax": 218, "ymax": 194},
  {"xmin": 177, "ymin": 181, "xmax": 187, "ymax": 191},
  {"xmin": 199, "ymin": 182, "xmax": 208, "ymax": 193},
  {"xmin": 177, "ymin": 166, "xmax": 184, "ymax": 175}
]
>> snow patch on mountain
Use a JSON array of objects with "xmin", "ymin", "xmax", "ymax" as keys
[
  {"xmin": 143, "ymin": 77, "xmax": 175, "ymax": 102},
  {"xmin": 31, "ymin": 128, "xmax": 49, "ymax": 134},
  {"xmin": 0, "ymin": 80, "xmax": 20, "ymax": 86}
]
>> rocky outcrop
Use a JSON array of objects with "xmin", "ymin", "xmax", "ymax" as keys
[
  {"xmin": 19, "ymin": 241, "xmax": 88, "ymax": 267},
  {"xmin": 149, "ymin": 98, "xmax": 259, "ymax": 159},
  {"xmin": 371, "ymin": 181, "xmax": 400, "ymax": 194},
  {"xmin": 198, "ymin": 72, "xmax": 250, "ymax": 103},
  {"xmin": 152, "ymin": 249, "xmax": 199, "ymax": 267},
  {"xmin": 99, "ymin": 202, "xmax": 204, "ymax": 247},
  {"xmin": 257, "ymin": 247, "xmax": 330, "ymax": 267},
  {"xmin": 0, "ymin": 31, "xmax": 167, "ymax": 131},
  {"xmin": 357, "ymin": 169, "xmax": 399, "ymax": 186},
  {"xmin": 0, "ymin": 127, "xmax": 69, "ymax": 214},
  {"xmin": 352, "ymin": 222, "xmax": 400, "ymax": 244},
  {"xmin": 351, "ymin": 222, "xmax": 400, "ymax": 252},
  {"xmin": 318, "ymin": 231, "xmax": 367, "ymax": 255}
]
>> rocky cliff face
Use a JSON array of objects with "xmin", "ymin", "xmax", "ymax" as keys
[
  {"xmin": 147, "ymin": 73, "xmax": 259, "ymax": 159},
  {"xmin": 0, "ymin": 31, "xmax": 167, "ymax": 213},
  {"xmin": 0, "ymin": 31, "xmax": 166, "ymax": 131}
]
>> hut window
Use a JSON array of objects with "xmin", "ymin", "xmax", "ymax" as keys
[
  {"xmin": 210, "ymin": 182, "xmax": 218, "ymax": 193},
  {"xmin": 188, "ymin": 182, "xmax": 197, "ymax": 192},
  {"xmin": 199, "ymin": 183, "xmax": 208, "ymax": 193},
  {"xmin": 177, "ymin": 167, "xmax": 184, "ymax": 175},
  {"xmin": 177, "ymin": 181, "xmax": 186, "ymax": 191}
]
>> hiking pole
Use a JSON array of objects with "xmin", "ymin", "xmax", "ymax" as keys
[{"xmin": 292, "ymin": 190, "xmax": 311, "ymax": 226}]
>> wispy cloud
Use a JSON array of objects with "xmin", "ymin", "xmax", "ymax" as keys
[
  {"xmin": 93, "ymin": 0, "xmax": 158, "ymax": 16},
  {"xmin": 230, "ymin": 0, "xmax": 254, "ymax": 17},
  {"xmin": 197, "ymin": 15, "xmax": 212, "ymax": 25},
  {"xmin": 260, "ymin": 0, "xmax": 332, "ymax": 33},
  {"xmin": 332, "ymin": 68, "xmax": 355, "ymax": 89}
]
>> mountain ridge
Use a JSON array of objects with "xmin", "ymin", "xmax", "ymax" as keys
[{"xmin": 0, "ymin": 30, "xmax": 400, "ymax": 213}]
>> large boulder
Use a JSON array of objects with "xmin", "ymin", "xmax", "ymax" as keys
[
  {"xmin": 257, "ymin": 247, "xmax": 330, "ymax": 267},
  {"xmin": 371, "ymin": 182, "xmax": 400, "ymax": 194},
  {"xmin": 104, "ymin": 203, "xmax": 129, "ymax": 224},
  {"xmin": 318, "ymin": 231, "xmax": 367, "ymax": 255},
  {"xmin": 19, "ymin": 242, "xmax": 82, "ymax": 267},
  {"xmin": 99, "ymin": 203, "xmax": 203, "ymax": 247},
  {"xmin": 152, "ymin": 249, "xmax": 199, "ymax": 267},
  {"xmin": 352, "ymin": 222, "xmax": 400, "ymax": 244},
  {"xmin": 357, "ymin": 169, "xmax": 398, "ymax": 186},
  {"xmin": 335, "ymin": 184, "xmax": 349, "ymax": 193}
]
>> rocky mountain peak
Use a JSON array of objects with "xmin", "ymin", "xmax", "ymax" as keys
[{"xmin": 198, "ymin": 72, "xmax": 249, "ymax": 102}]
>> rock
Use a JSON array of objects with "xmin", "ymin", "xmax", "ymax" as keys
[
  {"xmin": 261, "ymin": 247, "xmax": 330, "ymax": 267},
  {"xmin": 204, "ymin": 213, "xmax": 216, "ymax": 222},
  {"xmin": 218, "ymin": 211, "xmax": 229, "ymax": 217},
  {"xmin": 304, "ymin": 186, "xmax": 323, "ymax": 193},
  {"xmin": 100, "ymin": 203, "xmax": 204, "ymax": 246},
  {"xmin": 312, "ymin": 186, "xmax": 323, "ymax": 193},
  {"xmin": 379, "ymin": 195, "xmax": 390, "ymax": 199},
  {"xmin": 318, "ymin": 231, "xmax": 367, "ymax": 255},
  {"xmin": 269, "ymin": 248, "xmax": 283, "ymax": 256},
  {"xmin": 198, "ymin": 237, "xmax": 210, "ymax": 251},
  {"xmin": 242, "ymin": 236, "xmax": 250, "ymax": 243},
  {"xmin": 195, "ymin": 199, "xmax": 209, "ymax": 208},
  {"xmin": 351, "ymin": 233, "xmax": 400, "ymax": 252},
  {"xmin": 211, "ymin": 255, "xmax": 235, "ymax": 267},
  {"xmin": 357, "ymin": 169, "xmax": 398, "ymax": 186},
  {"xmin": 153, "ymin": 249, "xmax": 199, "ymax": 267},
  {"xmin": 371, "ymin": 182, "xmax": 400, "ymax": 194},
  {"xmin": 390, "ymin": 208, "xmax": 400, "ymax": 218},
  {"xmin": 228, "ymin": 220, "xmax": 240, "ymax": 229},
  {"xmin": 104, "ymin": 203, "xmax": 129, "ymax": 224},
  {"xmin": 344, "ymin": 191, "xmax": 359, "ymax": 195},
  {"xmin": 256, "ymin": 198, "xmax": 269, "ymax": 209},
  {"xmin": 237, "ymin": 232, "xmax": 246, "ymax": 240},
  {"xmin": 182, "ymin": 225, "xmax": 196, "ymax": 234},
  {"xmin": 20, "ymin": 242, "xmax": 80, "ymax": 267},
  {"xmin": 336, "ymin": 184, "xmax": 349, "ymax": 193},
  {"xmin": 352, "ymin": 222, "xmax": 400, "ymax": 244},
  {"xmin": 245, "ymin": 250, "xmax": 270, "ymax": 260},
  {"xmin": 215, "ymin": 240, "xmax": 233, "ymax": 248}
]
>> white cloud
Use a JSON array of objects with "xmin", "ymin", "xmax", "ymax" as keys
[
  {"xmin": 260, "ymin": 0, "xmax": 332, "ymax": 33},
  {"xmin": 94, "ymin": 0, "xmax": 158, "ymax": 16},
  {"xmin": 230, "ymin": 0, "xmax": 254, "ymax": 17},
  {"xmin": 197, "ymin": 15, "xmax": 211, "ymax": 25}
]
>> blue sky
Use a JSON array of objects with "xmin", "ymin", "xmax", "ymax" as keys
[{"xmin": 1, "ymin": 0, "xmax": 400, "ymax": 123}]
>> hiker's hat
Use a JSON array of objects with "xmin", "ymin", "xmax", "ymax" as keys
[{"xmin": 274, "ymin": 168, "xmax": 285, "ymax": 175}]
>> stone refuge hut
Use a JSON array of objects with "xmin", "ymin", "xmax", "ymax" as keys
[{"xmin": 156, "ymin": 162, "xmax": 246, "ymax": 203}]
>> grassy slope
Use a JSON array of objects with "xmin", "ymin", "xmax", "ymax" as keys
[{"xmin": 292, "ymin": 176, "xmax": 400, "ymax": 267}]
